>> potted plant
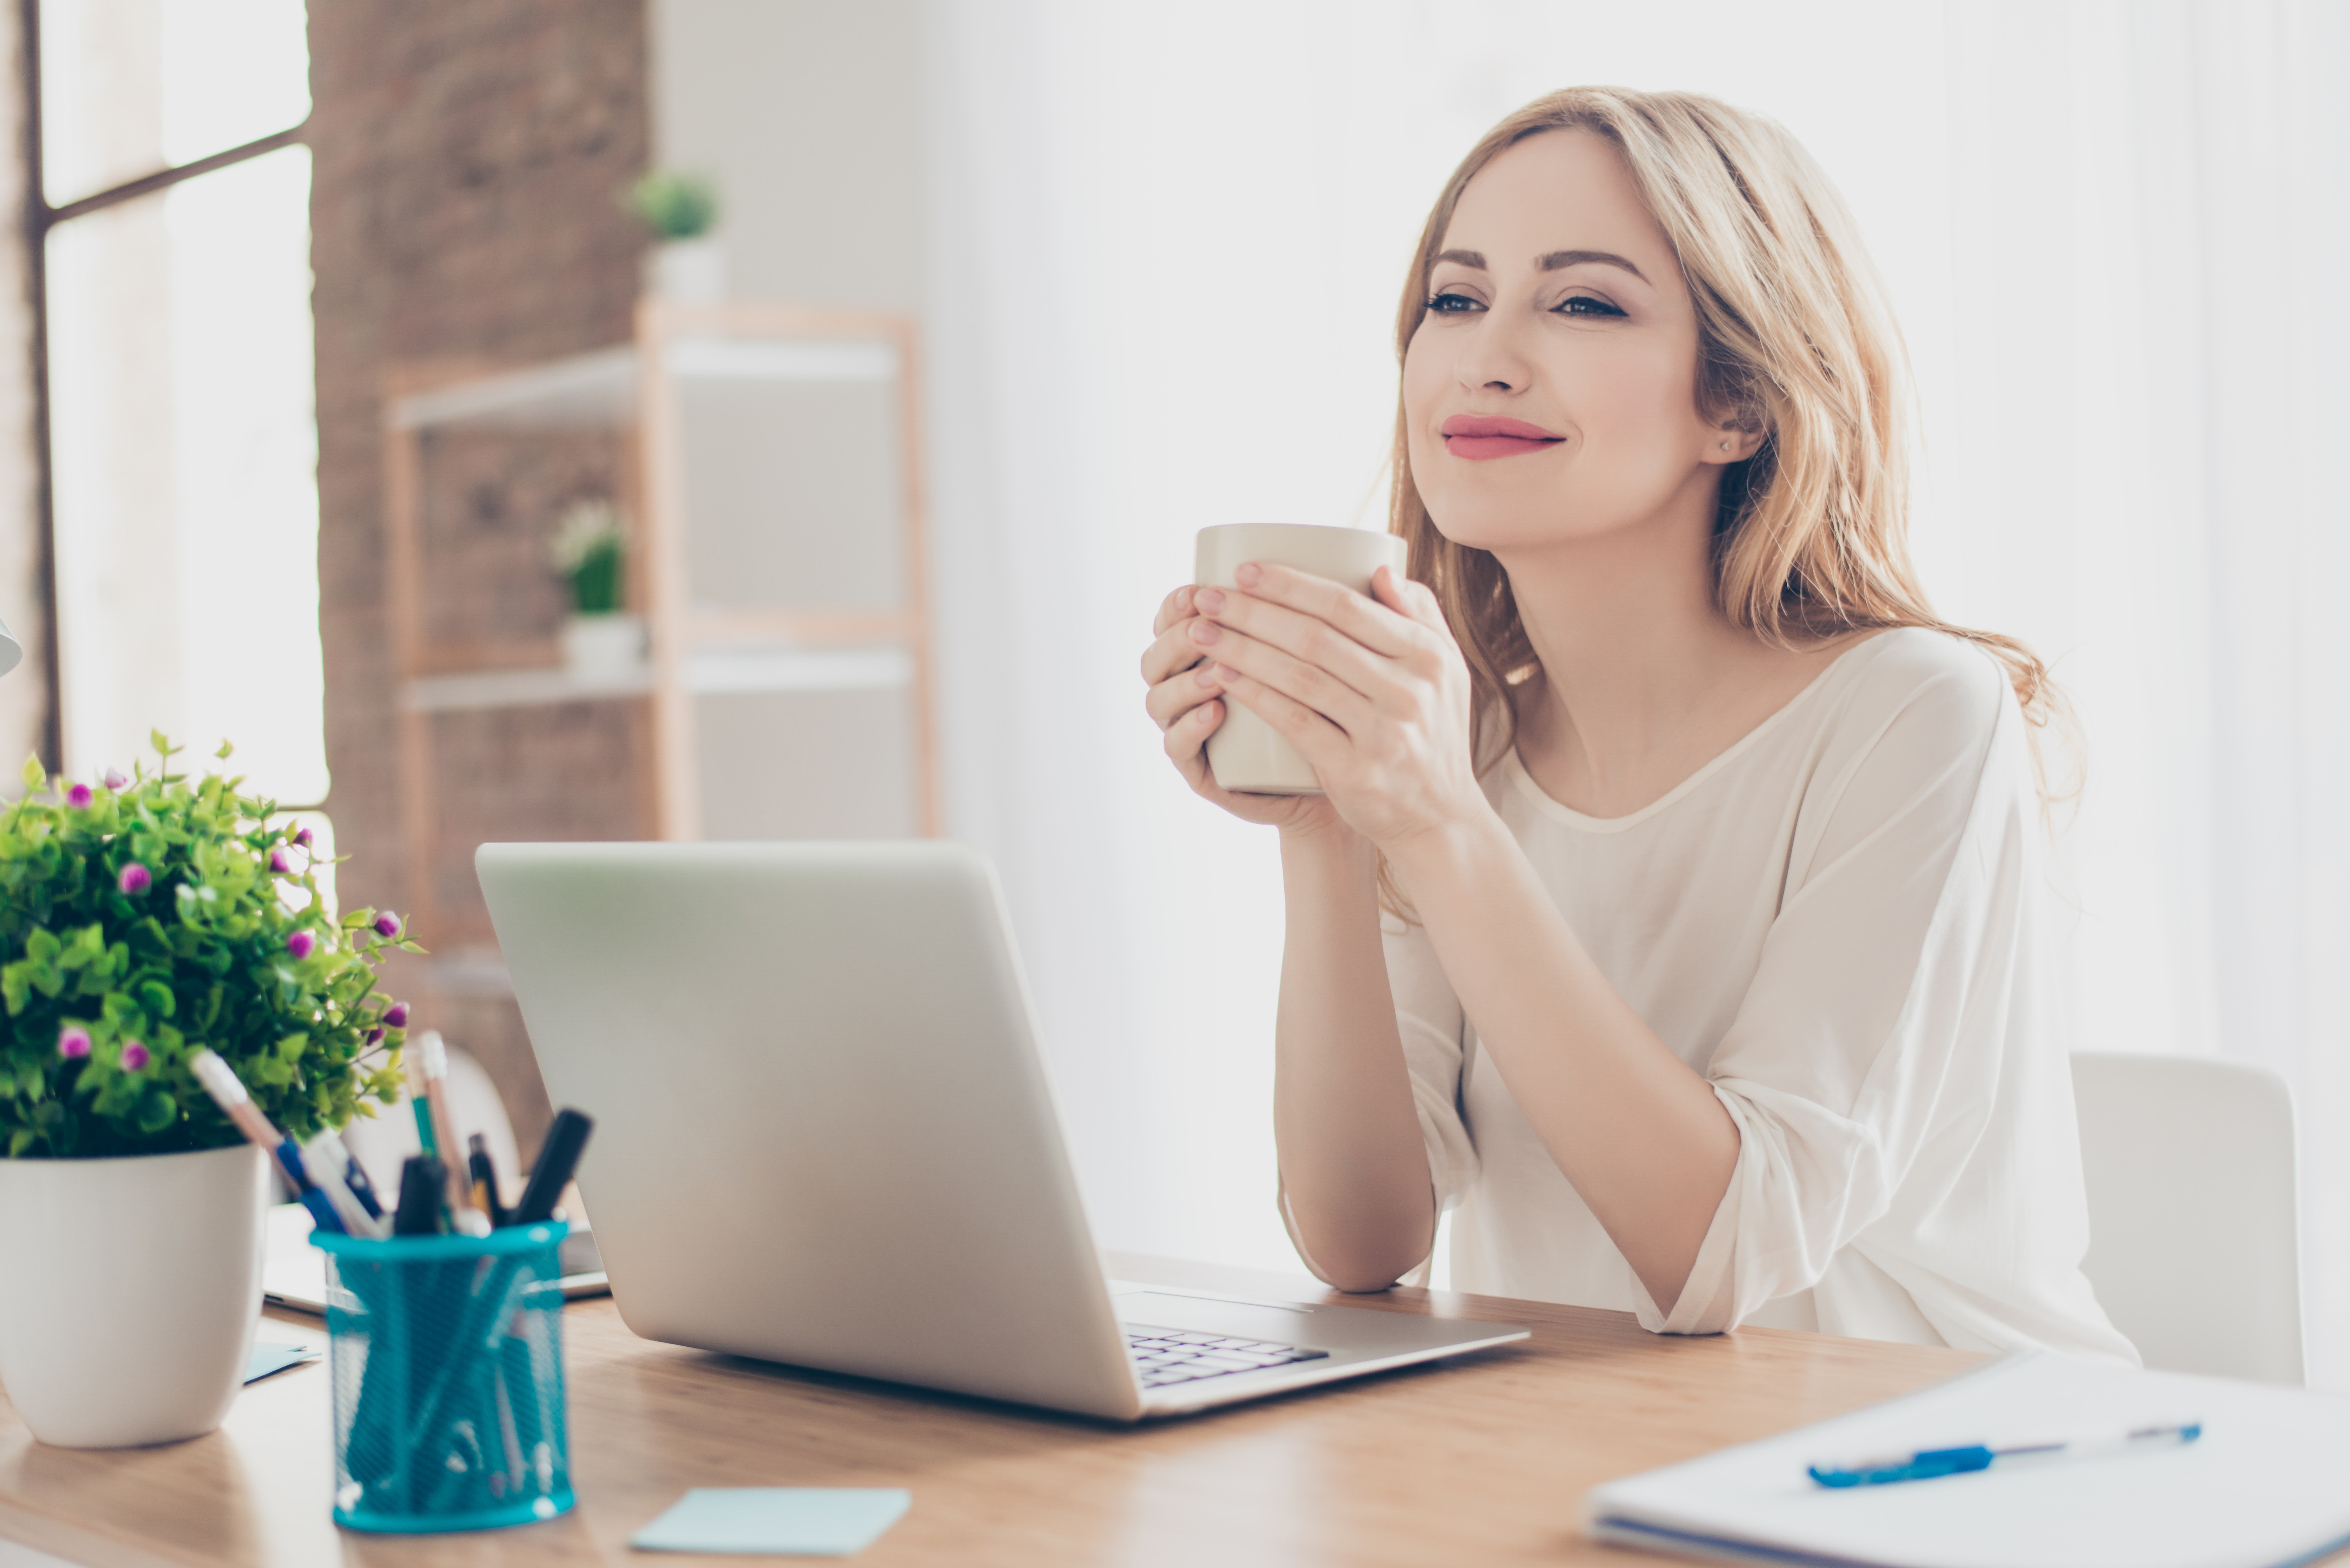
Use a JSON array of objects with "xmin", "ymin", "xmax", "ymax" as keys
[
  {"xmin": 550, "ymin": 499, "xmax": 642, "ymax": 682},
  {"xmin": 0, "ymin": 736, "xmax": 413, "ymax": 1447},
  {"xmin": 629, "ymin": 169, "xmax": 724, "ymax": 302}
]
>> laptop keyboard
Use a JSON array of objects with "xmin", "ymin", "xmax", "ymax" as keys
[{"xmin": 1124, "ymin": 1325, "xmax": 1330, "ymax": 1388}]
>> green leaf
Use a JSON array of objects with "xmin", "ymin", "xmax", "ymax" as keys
[
  {"xmin": 19, "ymin": 755, "xmax": 43, "ymax": 794},
  {"xmin": 136, "ymin": 978, "xmax": 175, "ymax": 1017},
  {"xmin": 214, "ymin": 739, "xmax": 233, "ymax": 760},
  {"xmin": 7, "ymin": 1128, "xmax": 33, "ymax": 1157},
  {"xmin": 133, "ymin": 1086, "xmax": 176, "ymax": 1134},
  {"xmin": 60, "ymin": 923, "xmax": 103, "ymax": 970}
]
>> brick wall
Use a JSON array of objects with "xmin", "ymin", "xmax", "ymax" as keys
[{"xmin": 309, "ymin": 0, "xmax": 650, "ymax": 1160}]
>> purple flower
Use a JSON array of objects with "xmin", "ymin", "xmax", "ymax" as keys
[
  {"xmin": 269, "ymin": 847, "xmax": 292, "ymax": 875},
  {"xmin": 374, "ymin": 911, "xmax": 402, "ymax": 939},
  {"xmin": 295, "ymin": 826, "xmax": 315, "ymax": 848},
  {"xmin": 119, "ymin": 1040, "xmax": 150, "ymax": 1072},
  {"xmin": 64, "ymin": 782, "xmax": 92, "ymax": 809},
  {"xmin": 286, "ymin": 929, "xmax": 317, "ymax": 961},
  {"xmin": 57, "ymin": 1025, "xmax": 91, "ymax": 1059},
  {"xmin": 365, "ymin": 1027, "xmax": 386, "ymax": 1047},
  {"xmin": 102, "ymin": 769, "xmax": 128, "ymax": 791},
  {"xmin": 383, "ymin": 1001, "xmax": 409, "ymax": 1028},
  {"xmin": 118, "ymin": 863, "xmax": 152, "ymax": 895}
]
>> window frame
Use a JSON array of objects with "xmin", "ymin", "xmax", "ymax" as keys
[{"xmin": 18, "ymin": 0, "xmax": 310, "ymax": 771}]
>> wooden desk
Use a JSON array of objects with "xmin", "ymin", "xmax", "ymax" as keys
[{"xmin": 0, "ymin": 1253, "xmax": 1977, "ymax": 1567}]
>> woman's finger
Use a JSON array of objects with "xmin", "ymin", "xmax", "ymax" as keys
[
  {"xmin": 1375, "ymin": 566, "xmax": 1448, "ymax": 632},
  {"xmin": 1152, "ymin": 584, "xmax": 1198, "ymax": 639},
  {"xmin": 1228, "ymin": 562, "xmax": 1425, "ymax": 660},
  {"xmin": 1145, "ymin": 661, "xmax": 1225, "ymax": 733},
  {"xmin": 1194, "ymin": 584, "xmax": 1413, "ymax": 709},
  {"xmin": 1187, "ymin": 618, "xmax": 1374, "ymax": 736},
  {"xmin": 1140, "ymin": 614, "xmax": 1209, "ymax": 687},
  {"xmin": 1161, "ymin": 691, "xmax": 1224, "ymax": 775},
  {"xmin": 1211, "ymin": 662, "xmax": 1352, "ymax": 776}
]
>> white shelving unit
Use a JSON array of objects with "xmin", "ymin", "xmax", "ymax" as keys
[{"xmin": 382, "ymin": 301, "xmax": 939, "ymax": 946}]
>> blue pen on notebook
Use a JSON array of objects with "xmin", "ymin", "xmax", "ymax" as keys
[{"xmin": 1809, "ymin": 1421, "xmax": 2202, "ymax": 1488}]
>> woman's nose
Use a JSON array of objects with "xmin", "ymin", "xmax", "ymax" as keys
[{"xmin": 1453, "ymin": 311, "xmax": 1533, "ymax": 394}]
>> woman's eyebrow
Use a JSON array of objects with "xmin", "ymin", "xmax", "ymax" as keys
[
  {"xmin": 1539, "ymin": 249, "xmax": 1647, "ymax": 282},
  {"xmin": 1430, "ymin": 247, "xmax": 1649, "ymax": 284}
]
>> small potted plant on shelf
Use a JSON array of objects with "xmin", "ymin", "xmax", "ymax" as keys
[
  {"xmin": 629, "ymin": 168, "xmax": 724, "ymax": 303},
  {"xmin": 550, "ymin": 499, "xmax": 643, "ymax": 682},
  {"xmin": 0, "ymin": 736, "xmax": 414, "ymax": 1448}
]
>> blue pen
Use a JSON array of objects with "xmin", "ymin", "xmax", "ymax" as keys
[
  {"xmin": 303, "ymin": 1133, "xmax": 387, "ymax": 1222},
  {"xmin": 190, "ymin": 1048, "xmax": 357, "ymax": 1236},
  {"xmin": 1810, "ymin": 1421, "xmax": 2202, "ymax": 1488}
]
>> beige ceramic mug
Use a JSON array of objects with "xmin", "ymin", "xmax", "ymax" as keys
[{"xmin": 1195, "ymin": 523, "xmax": 1410, "ymax": 795}]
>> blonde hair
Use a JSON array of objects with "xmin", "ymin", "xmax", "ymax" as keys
[{"xmin": 1392, "ymin": 87, "xmax": 2069, "ymax": 785}]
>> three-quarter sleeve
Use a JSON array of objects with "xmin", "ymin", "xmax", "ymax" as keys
[
  {"xmin": 1382, "ymin": 910, "xmax": 1482, "ymax": 1215},
  {"xmin": 1644, "ymin": 652, "xmax": 2055, "ymax": 1339}
]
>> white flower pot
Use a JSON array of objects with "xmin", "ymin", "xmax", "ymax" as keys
[
  {"xmin": 0, "ymin": 1144, "xmax": 269, "ymax": 1447},
  {"xmin": 646, "ymin": 237, "xmax": 727, "ymax": 304},
  {"xmin": 561, "ymin": 613, "xmax": 648, "ymax": 683}
]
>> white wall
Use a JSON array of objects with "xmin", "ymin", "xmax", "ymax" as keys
[{"xmin": 651, "ymin": 0, "xmax": 925, "ymax": 311}]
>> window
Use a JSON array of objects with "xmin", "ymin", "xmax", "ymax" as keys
[{"xmin": 33, "ymin": 0, "xmax": 324, "ymax": 806}]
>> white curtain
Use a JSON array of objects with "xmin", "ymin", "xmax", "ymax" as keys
[{"xmin": 924, "ymin": 0, "xmax": 2350, "ymax": 1385}]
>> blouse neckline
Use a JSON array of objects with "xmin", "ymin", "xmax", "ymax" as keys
[{"xmin": 1504, "ymin": 630, "xmax": 1895, "ymax": 835}]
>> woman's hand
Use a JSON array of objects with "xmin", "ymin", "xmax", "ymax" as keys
[
  {"xmin": 1183, "ymin": 562, "xmax": 1489, "ymax": 851},
  {"xmin": 1141, "ymin": 585, "xmax": 1342, "ymax": 836}
]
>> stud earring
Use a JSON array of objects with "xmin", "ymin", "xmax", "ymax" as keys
[{"xmin": 1719, "ymin": 440, "xmax": 1732, "ymax": 451}]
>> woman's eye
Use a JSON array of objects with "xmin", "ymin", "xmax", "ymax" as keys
[
  {"xmin": 1557, "ymin": 295, "xmax": 1627, "ymax": 319},
  {"xmin": 1425, "ymin": 290, "xmax": 1483, "ymax": 314}
]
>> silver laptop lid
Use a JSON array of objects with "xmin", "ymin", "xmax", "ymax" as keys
[{"xmin": 477, "ymin": 840, "xmax": 1143, "ymax": 1420}]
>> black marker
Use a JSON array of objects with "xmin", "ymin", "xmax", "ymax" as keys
[
  {"xmin": 510, "ymin": 1108, "xmax": 594, "ymax": 1226},
  {"xmin": 392, "ymin": 1154, "xmax": 448, "ymax": 1235}
]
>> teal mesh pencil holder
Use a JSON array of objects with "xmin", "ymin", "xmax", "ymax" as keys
[{"xmin": 312, "ymin": 1222, "xmax": 575, "ymax": 1534}]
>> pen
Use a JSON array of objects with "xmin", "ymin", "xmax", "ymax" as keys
[
  {"xmin": 1809, "ymin": 1421, "xmax": 2203, "ymax": 1488},
  {"xmin": 303, "ymin": 1133, "xmax": 389, "ymax": 1227},
  {"xmin": 189, "ymin": 1049, "xmax": 353, "ymax": 1237},
  {"xmin": 468, "ymin": 1133, "xmax": 508, "ymax": 1227},
  {"xmin": 509, "ymin": 1108, "xmax": 594, "ymax": 1226},
  {"xmin": 414, "ymin": 1031, "xmax": 478, "ymax": 1224},
  {"xmin": 405, "ymin": 1048, "xmax": 438, "ymax": 1159}
]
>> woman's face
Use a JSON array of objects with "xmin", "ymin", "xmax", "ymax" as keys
[{"xmin": 1401, "ymin": 129, "xmax": 1747, "ymax": 554}]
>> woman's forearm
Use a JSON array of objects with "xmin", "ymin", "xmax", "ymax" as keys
[
  {"xmin": 1272, "ymin": 821, "xmax": 1437, "ymax": 1291},
  {"xmin": 1387, "ymin": 810, "xmax": 1740, "ymax": 1312}
]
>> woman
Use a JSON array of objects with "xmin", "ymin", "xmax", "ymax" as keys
[{"xmin": 1137, "ymin": 87, "xmax": 2133, "ymax": 1359}]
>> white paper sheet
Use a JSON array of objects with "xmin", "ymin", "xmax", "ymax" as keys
[{"xmin": 1587, "ymin": 1352, "xmax": 2350, "ymax": 1568}]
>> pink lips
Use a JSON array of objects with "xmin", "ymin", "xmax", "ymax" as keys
[{"xmin": 1440, "ymin": 414, "xmax": 1565, "ymax": 461}]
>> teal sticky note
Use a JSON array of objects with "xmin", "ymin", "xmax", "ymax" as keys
[
  {"xmin": 243, "ymin": 1341, "xmax": 319, "ymax": 1383},
  {"xmin": 631, "ymin": 1489, "xmax": 912, "ymax": 1557}
]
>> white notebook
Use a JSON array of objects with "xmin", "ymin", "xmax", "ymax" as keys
[{"xmin": 1588, "ymin": 1352, "xmax": 2350, "ymax": 1568}]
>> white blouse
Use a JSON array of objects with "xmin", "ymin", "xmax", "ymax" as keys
[{"xmin": 1383, "ymin": 628, "xmax": 2136, "ymax": 1361}]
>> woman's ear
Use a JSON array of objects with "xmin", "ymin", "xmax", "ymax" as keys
[{"xmin": 1704, "ymin": 422, "xmax": 1767, "ymax": 465}]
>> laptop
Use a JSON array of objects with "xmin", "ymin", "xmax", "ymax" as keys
[{"xmin": 476, "ymin": 840, "xmax": 1528, "ymax": 1421}]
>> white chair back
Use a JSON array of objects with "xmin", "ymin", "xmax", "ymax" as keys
[{"xmin": 2071, "ymin": 1052, "xmax": 2304, "ymax": 1385}]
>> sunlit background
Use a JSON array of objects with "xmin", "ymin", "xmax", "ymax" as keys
[
  {"xmin": 44, "ymin": 0, "xmax": 322, "ymax": 802},
  {"xmin": 9, "ymin": 0, "xmax": 2346, "ymax": 1385}
]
